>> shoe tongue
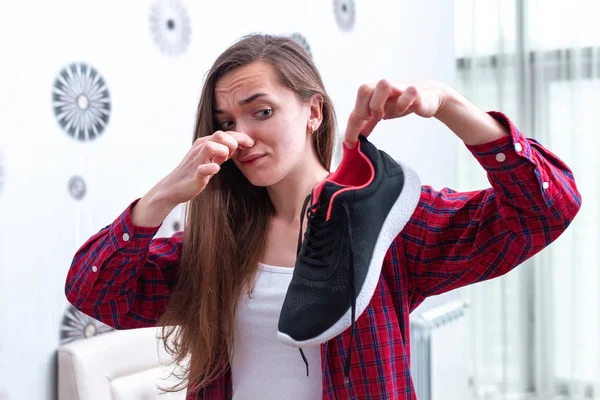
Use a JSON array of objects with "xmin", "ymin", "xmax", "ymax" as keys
[{"xmin": 312, "ymin": 180, "xmax": 346, "ymax": 206}]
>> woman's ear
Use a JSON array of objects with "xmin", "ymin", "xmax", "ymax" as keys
[{"xmin": 308, "ymin": 94, "xmax": 324, "ymax": 133}]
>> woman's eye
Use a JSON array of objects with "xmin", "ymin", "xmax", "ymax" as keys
[
  {"xmin": 256, "ymin": 109, "xmax": 272, "ymax": 118},
  {"xmin": 220, "ymin": 121, "xmax": 233, "ymax": 130}
]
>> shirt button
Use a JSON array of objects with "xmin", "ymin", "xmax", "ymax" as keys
[
  {"xmin": 515, "ymin": 143, "xmax": 523, "ymax": 152},
  {"xmin": 495, "ymin": 152, "xmax": 506, "ymax": 162},
  {"xmin": 122, "ymin": 233, "xmax": 130, "ymax": 242},
  {"xmin": 91, "ymin": 266, "xmax": 98, "ymax": 273},
  {"xmin": 542, "ymin": 181, "xmax": 550, "ymax": 190}
]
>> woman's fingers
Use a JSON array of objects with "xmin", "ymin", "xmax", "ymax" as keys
[
  {"xmin": 198, "ymin": 131, "xmax": 254, "ymax": 157},
  {"xmin": 194, "ymin": 163, "xmax": 220, "ymax": 189},
  {"xmin": 197, "ymin": 140, "xmax": 231, "ymax": 165},
  {"xmin": 345, "ymin": 83, "xmax": 376, "ymax": 147},
  {"xmin": 394, "ymin": 86, "xmax": 419, "ymax": 117},
  {"xmin": 210, "ymin": 131, "xmax": 241, "ymax": 157},
  {"xmin": 369, "ymin": 80, "xmax": 394, "ymax": 120},
  {"xmin": 346, "ymin": 81, "xmax": 409, "ymax": 144},
  {"xmin": 192, "ymin": 130, "xmax": 255, "ymax": 162},
  {"xmin": 358, "ymin": 80, "xmax": 394, "ymax": 135},
  {"xmin": 196, "ymin": 162, "xmax": 220, "ymax": 178},
  {"xmin": 225, "ymin": 130, "xmax": 255, "ymax": 151}
]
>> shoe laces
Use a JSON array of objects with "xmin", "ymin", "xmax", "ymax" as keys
[
  {"xmin": 297, "ymin": 193, "xmax": 337, "ymax": 266},
  {"xmin": 296, "ymin": 193, "xmax": 357, "ymax": 386}
]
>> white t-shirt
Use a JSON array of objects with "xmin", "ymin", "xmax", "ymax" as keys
[{"xmin": 231, "ymin": 263, "xmax": 322, "ymax": 400}]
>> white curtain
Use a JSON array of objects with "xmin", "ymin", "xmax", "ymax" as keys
[{"xmin": 454, "ymin": 1, "xmax": 600, "ymax": 399}]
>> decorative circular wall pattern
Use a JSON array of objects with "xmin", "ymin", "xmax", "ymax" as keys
[
  {"xmin": 149, "ymin": 0, "xmax": 191, "ymax": 56},
  {"xmin": 60, "ymin": 305, "xmax": 114, "ymax": 345},
  {"xmin": 52, "ymin": 63, "xmax": 111, "ymax": 142},
  {"xmin": 68, "ymin": 175, "xmax": 87, "ymax": 201},
  {"xmin": 334, "ymin": 0, "xmax": 356, "ymax": 32},
  {"xmin": 290, "ymin": 33, "xmax": 312, "ymax": 59}
]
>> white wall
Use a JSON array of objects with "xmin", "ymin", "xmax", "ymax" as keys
[{"xmin": 0, "ymin": 1, "xmax": 456, "ymax": 399}]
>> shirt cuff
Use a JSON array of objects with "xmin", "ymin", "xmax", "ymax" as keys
[
  {"xmin": 108, "ymin": 198, "xmax": 163, "ymax": 254},
  {"xmin": 465, "ymin": 111, "xmax": 537, "ymax": 172}
]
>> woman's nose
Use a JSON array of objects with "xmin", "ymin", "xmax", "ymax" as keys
[{"xmin": 234, "ymin": 121, "xmax": 257, "ymax": 142}]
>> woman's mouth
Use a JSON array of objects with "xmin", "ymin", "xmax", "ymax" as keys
[{"xmin": 241, "ymin": 154, "xmax": 266, "ymax": 166}]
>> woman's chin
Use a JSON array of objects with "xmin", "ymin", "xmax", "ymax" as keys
[
  {"xmin": 246, "ymin": 174, "xmax": 280, "ymax": 188},
  {"xmin": 242, "ymin": 167, "xmax": 286, "ymax": 188}
]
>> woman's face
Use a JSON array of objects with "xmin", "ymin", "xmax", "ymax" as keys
[{"xmin": 214, "ymin": 61, "xmax": 320, "ymax": 187}]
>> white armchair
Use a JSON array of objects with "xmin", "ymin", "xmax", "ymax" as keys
[{"xmin": 58, "ymin": 326, "xmax": 187, "ymax": 400}]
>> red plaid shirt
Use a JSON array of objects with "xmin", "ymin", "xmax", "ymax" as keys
[{"xmin": 65, "ymin": 112, "xmax": 581, "ymax": 399}]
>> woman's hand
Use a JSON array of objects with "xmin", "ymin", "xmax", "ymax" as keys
[
  {"xmin": 345, "ymin": 79, "xmax": 450, "ymax": 147},
  {"xmin": 131, "ymin": 130, "xmax": 254, "ymax": 227},
  {"xmin": 344, "ymin": 79, "xmax": 509, "ymax": 148},
  {"xmin": 157, "ymin": 130, "xmax": 254, "ymax": 204}
]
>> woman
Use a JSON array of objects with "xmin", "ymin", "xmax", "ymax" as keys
[{"xmin": 65, "ymin": 34, "xmax": 581, "ymax": 400}]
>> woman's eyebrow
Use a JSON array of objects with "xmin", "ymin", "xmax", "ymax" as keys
[{"xmin": 214, "ymin": 93, "xmax": 268, "ymax": 114}]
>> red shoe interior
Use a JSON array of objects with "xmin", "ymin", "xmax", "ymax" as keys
[{"xmin": 313, "ymin": 139, "xmax": 375, "ymax": 203}]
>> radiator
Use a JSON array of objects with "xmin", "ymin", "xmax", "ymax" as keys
[{"xmin": 410, "ymin": 299, "xmax": 470, "ymax": 400}]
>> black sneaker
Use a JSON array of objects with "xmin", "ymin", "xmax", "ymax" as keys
[{"xmin": 277, "ymin": 135, "xmax": 421, "ymax": 378}]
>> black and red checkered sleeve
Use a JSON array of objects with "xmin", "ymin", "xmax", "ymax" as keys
[
  {"xmin": 64, "ymin": 198, "xmax": 182, "ymax": 329},
  {"xmin": 396, "ymin": 111, "xmax": 581, "ymax": 305}
]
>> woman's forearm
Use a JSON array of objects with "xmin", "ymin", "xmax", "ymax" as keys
[{"xmin": 435, "ymin": 86, "xmax": 510, "ymax": 145}]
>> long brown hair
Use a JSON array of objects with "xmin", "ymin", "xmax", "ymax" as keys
[{"xmin": 158, "ymin": 33, "xmax": 337, "ymax": 393}]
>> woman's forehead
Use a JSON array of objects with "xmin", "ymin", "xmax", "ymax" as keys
[
  {"xmin": 216, "ymin": 63, "xmax": 277, "ymax": 94},
  {"xmin": 214, "ymin": 63, "xmax": 285, "ymax": 109}
]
